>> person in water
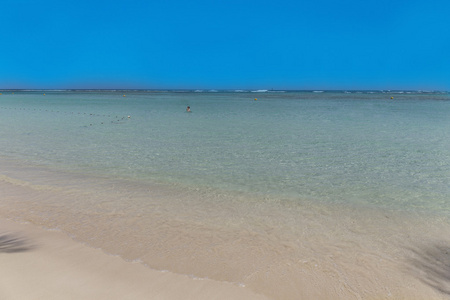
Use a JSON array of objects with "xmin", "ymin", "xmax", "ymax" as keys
[{"xmin": 186, "ymin": 106, "xmax": 191, "ymax": 112}]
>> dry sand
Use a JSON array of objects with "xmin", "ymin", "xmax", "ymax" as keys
[
  {"xmin": 1, "ymin": 169, "xmax": 450, "ymax": 299},
  {"xmin": 0, "ymin": 218, "xmax": 268, "ymax": 300}
]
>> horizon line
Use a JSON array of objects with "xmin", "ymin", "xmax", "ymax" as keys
[{"xmin": 0, "ymin": 88, "xmax": 448, "ymax": 93}]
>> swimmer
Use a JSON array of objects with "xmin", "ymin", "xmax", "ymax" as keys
[{"xmin": 186, "ymin": 106, "xmax": 191, "ymax": 112}]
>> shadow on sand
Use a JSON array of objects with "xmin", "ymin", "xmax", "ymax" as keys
[
  {"xmin": 407, "ymin": 242, "xmax": 450, "ymax": 295},
  {"xmin": 0, "ymin": 234, "xmax": 34, "ymax": 253}
]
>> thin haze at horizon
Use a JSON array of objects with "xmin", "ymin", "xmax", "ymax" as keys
[{"xmin": 1, "ymin": 0, "xmax": 449, "ymax": 90}]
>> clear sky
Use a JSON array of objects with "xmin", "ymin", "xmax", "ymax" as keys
[{"xmin": 1, "ymin": 0, "xmax": 449, "ymax": 90}]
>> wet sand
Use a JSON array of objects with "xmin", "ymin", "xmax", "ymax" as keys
[
  {"xmin": 0, "ymin": 218, "xmax": 268, "ymax": 300},
  {"xmin": 1, "ymin": 166, "xmax": 450, "ymax": 299}
]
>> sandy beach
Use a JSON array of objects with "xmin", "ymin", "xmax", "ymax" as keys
[
  {"xmin": 1, "ymin": 175, "xmax": 450, "ymax": 300},
  {"xmin": 1, "ymin": 91, "xmax": 449, "ymax": 299},
  {"xmin": 0, "ymin": 217, "xmax": 268, "ymax": 300}
]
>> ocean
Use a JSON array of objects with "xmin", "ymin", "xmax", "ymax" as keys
[{"xmin": 1, "ymin": 90, "xmax": 450, "ymax": 298}]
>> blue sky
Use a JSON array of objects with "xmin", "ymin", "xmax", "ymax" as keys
[{"xmin": 1, "ymin": 0, "xmax": 449, "ymax": 90}]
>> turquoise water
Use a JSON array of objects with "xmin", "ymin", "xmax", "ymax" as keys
[
  {"xmin": 1, "ymin": 90, "xmax": 450, "ymax": 213},
  {"xmin": 2, "ymin": 90, "xmax": 450, "ymax": 298}
]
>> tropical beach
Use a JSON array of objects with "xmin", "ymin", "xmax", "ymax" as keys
[
  {"xmin": 1, "ymin": 90, "xmax": 449, "ymax": 299},
  {"xmin": 2, "ymin": 0, "xmax": 450, "ymax": 298}
]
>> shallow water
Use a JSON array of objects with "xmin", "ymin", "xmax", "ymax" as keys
[
  {"xmin": 1, "ymin": 90, "xmax": 450, "ymax": 299},
  {"xmin": 1, "ymin": 90, "xmax": 449, "ymax": 212}
]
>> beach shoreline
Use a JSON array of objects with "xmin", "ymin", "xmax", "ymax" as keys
[
  {"xmin": 1, "ymin": 170, "xmax": 450, "ymax": 299},
  {"xmin": 1, "ymin": 91, "xmax": 449, "ymax": 299},
  {"xmin": 0, "ymin": 217, "xmax": 268, "ymax": 300}
]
